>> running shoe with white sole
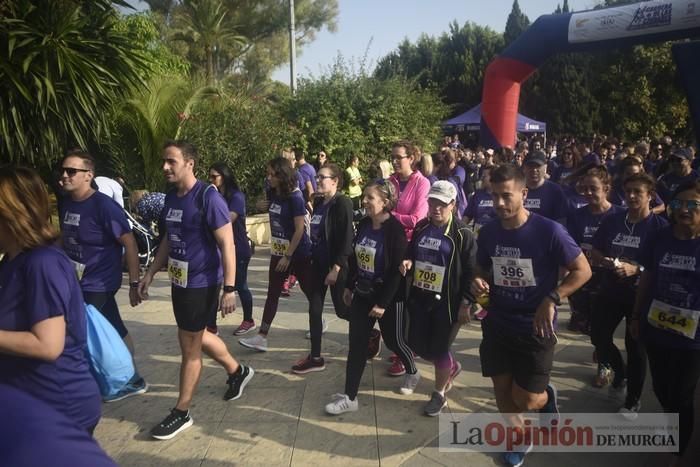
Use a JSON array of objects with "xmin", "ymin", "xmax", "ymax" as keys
[
  {"xmin": 151, "ymin": 408, "xmax": 193, "ymax": 440},
  {"xmin": 239, "ymin": 334, "xmax": 268, "ymax": 352},
  {"xmin": 224, "ymin": 365, "xmax": 254, "ymax": 401},
  {"xmin": 399, "ymin": 372, "xmax": 421, "ymax": 395},
  {"xmin": 325, "ymin": 393, "xmax": 358, "ymax": 415}
]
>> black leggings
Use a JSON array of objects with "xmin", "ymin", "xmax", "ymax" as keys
[
  {"xmin": 590, "ymin": 286, "xmax": 647, "ymax": 405},
  {"xmin": 646, "ymin": 342, "xmax": 700, "ymax": 456},
  {"xmin": 308, "ymin": 258, "xmax": 349, "ymax": 357},
  {"xmin": 344, "ymin": 295, "xmax": 416, "ymax": 400}
]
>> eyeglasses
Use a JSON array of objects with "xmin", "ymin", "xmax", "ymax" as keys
[
  {"xmin": 61, "ymin": 167, "xmax": 90, "ymax": 176},
  {"xmin": 315, "ymin": 175, "xmax": 335, "ymax": 181},
  {"xmin": 392, "ymin": 155, "xmax": 410, "ymax": 162},
  {"xmin": 209, "ymin": 174, "xmax": 221, "ymax": 180},
  {"xmin": 670, "ymin": 199, "xmax": 700, "ymax": 211}
]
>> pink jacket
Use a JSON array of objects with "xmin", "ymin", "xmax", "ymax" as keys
[{"xmin": 389, "ymin": 171, "xmax": 430, "ymax": 241}]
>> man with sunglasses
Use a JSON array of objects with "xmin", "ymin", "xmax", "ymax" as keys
[
  {"xmin": 658, "ymin": 148, "xmax": 698, "ymax": 203},
  {"xmin": 59, "ymin": 149, "xmax": 148, "ymax": 401}
]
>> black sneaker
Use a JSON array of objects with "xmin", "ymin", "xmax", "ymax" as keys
[
  {"xmin": 224, "ymin": 365, "xmax": 254, "ymax": 401},
  {"xmin": 151, "ymin": 408, "xmax": 193, "ymax": 440}
]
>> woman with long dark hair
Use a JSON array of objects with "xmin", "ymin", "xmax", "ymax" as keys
[
  {"xmin": 239, "ymin": 157, "xmax": 314, "ymax": 352},
  {"xmin": 207, "ymin": 162, "xmax": 255, "ymax": 336},
  {"xmin": 292, "ymin": 163, "xmax": 354, "ymax": 374}
]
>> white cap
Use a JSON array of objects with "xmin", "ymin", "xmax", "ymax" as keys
[{"xmin": 428, "ymin": 180, "xmax": 457, "ymax": 204}]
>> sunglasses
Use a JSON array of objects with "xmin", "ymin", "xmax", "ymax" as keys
[
  {"xmin": 61, "ymin": 167, "xmax": 91, "ymax": 176},
  {"xmin": 670, "ymin": 199, "xmax": 700, "ymax": 211}
]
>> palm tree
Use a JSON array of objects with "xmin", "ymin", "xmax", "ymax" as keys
[
  {"xmin": 0, "ymin": 0, "xmax": 148, "ymax": 166},
  {"xmin": 174, "ymin": 0, "xmax": 246, "ymax": 83}
]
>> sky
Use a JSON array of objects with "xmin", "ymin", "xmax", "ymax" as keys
[{"xmin": 271, "ymin": 0, "xmax": 598, "ymax": 83}]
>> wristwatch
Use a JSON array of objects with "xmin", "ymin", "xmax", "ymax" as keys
[
  {"xmin": 223, "ymin": 285, "xmax": 237, "ymax": 294},
  {"xmin": 129, "ymin": 281, "xmax": 140, "ymax": 289},
  {"xmin": 547, "ymin": 290, "xmax": 562, "ymax": 306}
]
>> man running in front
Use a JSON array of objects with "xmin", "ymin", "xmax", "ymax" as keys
[{"xmin": 471, "ymin": 164, "xmax": 591, "ymax": 466}]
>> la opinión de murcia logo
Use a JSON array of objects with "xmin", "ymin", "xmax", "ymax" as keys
[{"xmin": 627, "ymin": 3, "xmax": 673, "ymax": 31}]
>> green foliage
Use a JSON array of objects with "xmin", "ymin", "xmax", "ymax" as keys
[
  {"xmin": 504, "ymin": 0, "xmax": 530, "ymax": 47},
  {"xmin": 287, "ymin": 58, "xmax": 449, "ymax": 164},
  {"xmin": 178, "ymin": 93, "xmax": 299, "ymax": 203},
  {"xmin": 0, "ymin": 0, "xmax": 149, "ymax": 166}
]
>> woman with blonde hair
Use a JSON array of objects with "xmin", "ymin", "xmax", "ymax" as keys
[{"xmin": 0, "ymin": 166, "xmax": 101, "ymax": 433}]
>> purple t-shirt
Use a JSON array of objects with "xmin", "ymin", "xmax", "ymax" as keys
[
  {"xmin": 477, "ymin": 213, "xmax": 582, "ymax": 333},
  {"xmin": 609, "ymin": 184, "xmax": 664, "ymax": 209},
  {"xmin": 355, "ymin": 223, "xmax": 385, "ymax": 281},
  {"xmin": 524, "ymin": 180, "xmax": 568, "ymax": 220},
  {"xmin": 592, "ymin": 211, "xmax": 669, "ymax": 265},
  {"xmin": 412, "ymin": 222, "xmax": 453, "ymax": 293},
  {"xmin": 0, "ymin": 247, "xmax": 101, "ymax": 430},
  {"xmin": 452, "ymin": 165, "xmax": 466, "ymax": 185},
  {"xmin": 297, "ymin": 162, "xmax": 318, "ymax": 192},
  {"xmin": 639, "ymin": 227, "xmax": 700, "ymax": 349},
  {"xmin": 0, "ymin": 384, "xmax": 117, "ymax": 467},
  {"xmin": 465, "ymin": 189, "xmax": 496, "ymax": 230},
  {"xmin": 658, "ymin": 171, "xmax": 699, "ymax": 202},
  {"xmin": 227, "ymin": 190, "xmax": 251, "ymax": 260},
  {"xmin": 567, "ymin": 204, "xmax": 624, "ymax": 251},
  {"xmin": 269, "ymin": 190, "xmax": 312, "ymax": 259},
  {"xmin": 163, "ymin": 181, "xmax": 231, "ymax": 288},
  {"xmin": 552, "ymin": 165, "xmax": 575, "ymax": 184},
  {"xmin": 310, "ymin": 199, "xmax": 330, "ymax": 264},
  {"xmin": 60, "ymin": 192, "xmax": 130, "ymax": 292}
]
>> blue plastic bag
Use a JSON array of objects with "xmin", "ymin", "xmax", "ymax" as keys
[{"xmin": 84, "ymin": 304, "xmax": 135, "ymax": 398}]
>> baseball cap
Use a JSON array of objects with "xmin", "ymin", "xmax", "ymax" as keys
[
  {"xmin": 671, "ymin": 148, "xmax": 692, "ymax": 160},
  {"xmin": 428, "ymin": 180, "xmax": 457, "ymax": 204},
  {"xmin": 524, "ymin": 150, "xmax": 547, "ymax": 166}
]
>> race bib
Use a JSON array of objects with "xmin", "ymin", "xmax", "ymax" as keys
[
  {"xmin": 310, "ymin": 214, "xmax": 322, "ymax": 225},
  {"xmin": 413, "ymin": 261, "xmax": 446, "ymax": 292},
  {"xmin": 70, "ymin": 260, "xmax": 86, "ymax": 281},
  {"xmin": 647, "ymin": 299, "xmax": 700, "ymax": 340},
  {"xmin": 492, "ymin": 257, "xmax": 536, "ymax": 287},
  {"xmin": 271, "ymin": 236, "xmax": 290, "ymax": 257},
  {"xmin": 168, "ymin": 257, "xmax": 189, "ymax": 288},
  {"xmin": 356, "ymin": 244, "xmax": 376, "ymax": 274}
]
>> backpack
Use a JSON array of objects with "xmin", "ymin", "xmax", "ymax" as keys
[{"xmin": 84, "ymin": 303, "xmax": 135, "ymax": 397}]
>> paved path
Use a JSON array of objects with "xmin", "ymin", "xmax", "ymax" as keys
[{"xmin": 96, "ymin": 247, "xmax": 700, "ymax": 466}]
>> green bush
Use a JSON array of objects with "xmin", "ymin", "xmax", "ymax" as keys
[{"xmin": 179, "ymin": 94, "xmax": 299, "ymax": 207}]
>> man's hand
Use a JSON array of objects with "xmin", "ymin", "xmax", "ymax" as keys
[
  {"xmin": 457, "ymin": 302, "xmax": 471, "ymax": 325},
  {"xmin": 614, "ymin": 261, "xmax": 639, "ymax": 278},
  {"xmin": 219, "ymin": 291, "xmax": 237, "ymax": 317},
  {"xmin": 129, "ymin": 287, "xmax": 141, "ymax": 307},
  {"xmin": 533, "ymin": 297, "xmax": 556, "ymax": 338},
  {"xmin": 470, "ymin": 277, "xmax": 490, "ymax": 297}
]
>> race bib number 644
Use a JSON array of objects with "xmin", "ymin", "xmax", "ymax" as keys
[{"xmin": 491, "ymin": 257, "xmax": 536, "ymax": 288}]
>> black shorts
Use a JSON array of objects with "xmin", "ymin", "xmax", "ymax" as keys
[
  {"xmin": 171, "ymin": 285, "xmax": 221, "ymax": 332},
  {"xmin": 479, "ymin": 318, "xmax": 555, "ymax": 394}
]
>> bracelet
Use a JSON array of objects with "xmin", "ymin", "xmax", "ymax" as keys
[{"xmin": 129, "ymin": 281, "xmax": 140, "ymax": 289}]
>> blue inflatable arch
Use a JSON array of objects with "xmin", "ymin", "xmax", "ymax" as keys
[{"xmin": 481, "ymin": 0, "xmax": 700, "ymax": 148}]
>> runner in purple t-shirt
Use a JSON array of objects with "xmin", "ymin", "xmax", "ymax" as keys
[
  {"xmin": 590, "ymin": 173, "xmax": 668, "ymax": 416},
  {"xmin": 471, "ymin": 164, "xmax": 591, "ymax": 466},
  {"xmin": 522, "ymin": 151, "xmax": 568, "ymax": 222},
  {"xmin": 58, "ymin": 149, "xmax": 147, "ymax": 401},
  {"xmin": 208, "ymin": 162, "xmax": 254, "ymax": 337},
  {"xmin": 464, "ymin": 165, "xmax": 496, "ymax": 234},
  {"xmin": 138, "ymin": 141, "xmax": 254, "ymax": 440},
  {"xmin": 0, "ymin": 167, "xmax": 101, "ymax": 433},
  {"xmin": 631, "ymin": 180, "xmax": 700, "ymax": 462}
]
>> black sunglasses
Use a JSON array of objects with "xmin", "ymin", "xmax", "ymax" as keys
[{"xmin": 61, "ymin": 167, "xmax": 91, "ymax": 176}]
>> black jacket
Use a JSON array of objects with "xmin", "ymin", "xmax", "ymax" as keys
[
  {"xmin": 347, "ymin": 214, "xmax": 407, "ymax": 309},
  {"xmin": 406, "ymin": 216, "xmax": 477, "ymax": 323},
  {"xmin": 312, "ymin": 193, "xmax": 354, "ymax": 271}
]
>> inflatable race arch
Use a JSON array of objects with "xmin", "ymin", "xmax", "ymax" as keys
[{"xmin": 480, "ymin": 0, "xmax": 700, "ymax": 149}]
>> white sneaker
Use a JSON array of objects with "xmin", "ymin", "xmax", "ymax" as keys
[
  {"xmin": 305, "ymin": 318, "xmax": 329, "ymax": 339},
  {"xmin": 239, "ymin": 334, "xmax": 268, "ymax": 352},
  {"xmin": 399, "ymin": 372, "xmax": 421, "ymax": 395},
  {"xmin": 618, "ymin": 401, "xmax": 641, "ymax": 420},
  {"xmin": 325, "ymin": 393, "xmax": 358, "ymax": 415}
]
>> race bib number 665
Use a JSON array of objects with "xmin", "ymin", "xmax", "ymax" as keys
[{"xmin": 491, "ymin": 257, "xmax": 536, "ymax": 288}]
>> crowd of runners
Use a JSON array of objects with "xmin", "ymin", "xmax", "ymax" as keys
[{"xmin": 0, "ymin": 135, "xmax": 698, "ymax": 467}]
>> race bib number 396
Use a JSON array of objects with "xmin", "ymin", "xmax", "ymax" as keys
[{"xmin": 491, "ymin": 257, "xmax": 536, "ymax": 288}]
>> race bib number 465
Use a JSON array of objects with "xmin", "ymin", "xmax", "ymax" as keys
[
  {"xmin": 491, "ymin": 257, "xmax": 536, "ymax": 288},
  {"xmin": 647, "ymin": 299, "xmax": 699, "ymax": 340},
  {"xmin": 356, "ymin": 245, "xmax": 376, "ymax": 274}
]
